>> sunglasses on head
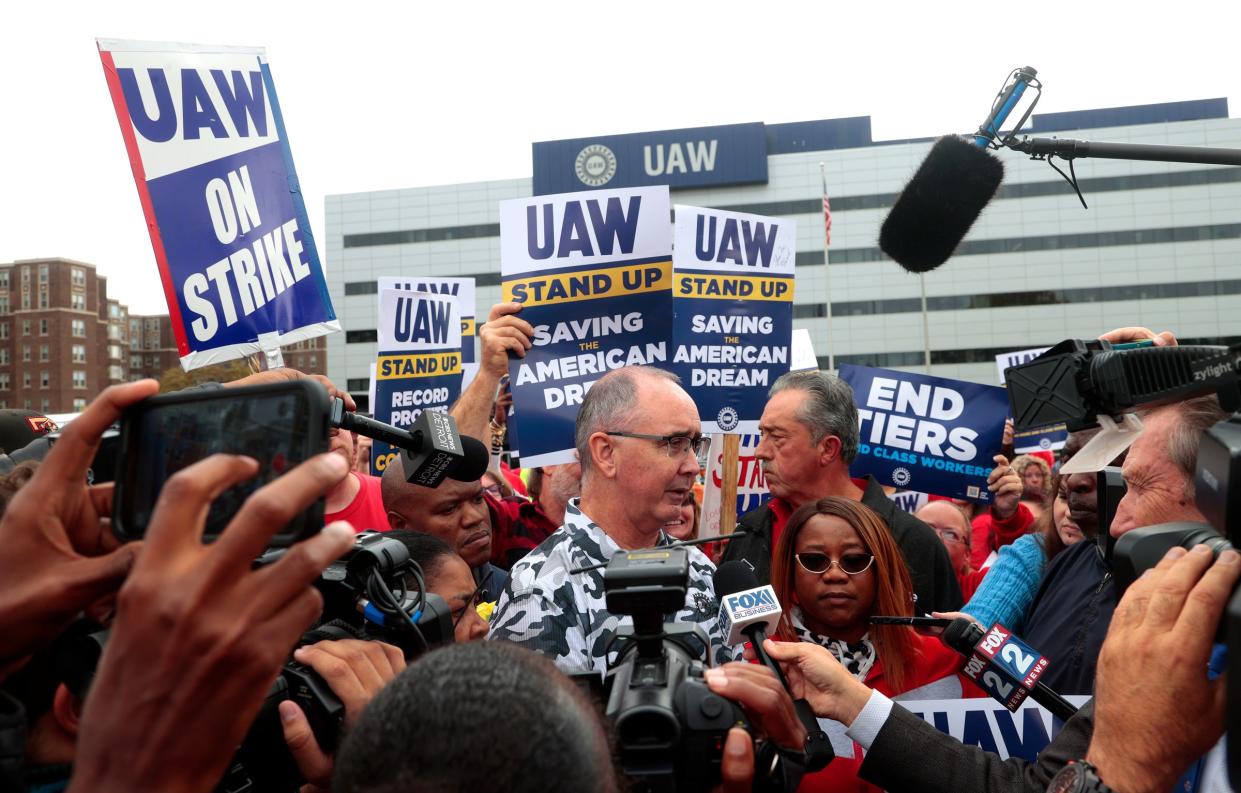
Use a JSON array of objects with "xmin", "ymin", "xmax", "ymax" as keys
[{"xmin": 794, "ymin": 552, "xmax": 875, "ymax": 575}]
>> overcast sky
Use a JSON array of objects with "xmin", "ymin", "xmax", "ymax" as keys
[{"xmin": 3, "ymin": 1, "xmax": 1239, "ymax": 314}]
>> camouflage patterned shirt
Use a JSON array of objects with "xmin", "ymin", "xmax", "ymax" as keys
[{"xmin": 487, "ymin": 500, "xmax": 741, "ymax": 675}]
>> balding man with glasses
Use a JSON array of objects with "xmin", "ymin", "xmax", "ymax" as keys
[{"xmin": 488, "ymin": 367, "xmax": 740, "ymax": 674}]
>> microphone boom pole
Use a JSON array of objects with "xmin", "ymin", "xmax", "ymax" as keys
[{"xmin": 1009, "ymin": 137, "xmax": 1241, "ymax": 166}]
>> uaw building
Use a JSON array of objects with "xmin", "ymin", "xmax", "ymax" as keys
[{"xmin": 326, "ymin": 99, "xmax": 1241, "ymax": 411}]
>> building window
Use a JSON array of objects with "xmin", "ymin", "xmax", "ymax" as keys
[
  {"xmin": 21, "ymin": 346, "xmax": 30, "ymax": 362},
  {"xmin": 307, "ymin": 355, "xmax": 318, "ymax": 370},
  {"xmin": 39, "ymin": 344, "xmax": 48, "ymax": 362},
  {"xmin": 345, "ymin": 330, "xmax": 378, "ymax": 344},
  {"xmin": 0, "ymin": 296, "xmax": 8, "ymax": 315},
  {"xmin": 71, "ymin": 293, "xmax": 85, "ymax": 311},
  {"xmin": 22, "ymin": 320, "xmax": 30, "ymax": 336},
  {"xmin": 38, "ymin": 264, "xmax": 49, "ymax": 283},
  {"xmin": 40, "ymin": 371, "xmax": 49, "ymax": 389},
  {"xmin": 0, "ymin": 350, "xmax": 7, "ymax": 365},
  {"xmin": 20, "ymin": 291, "xmax": 30, "ymax": 310},
  {"xmin": 20, "ymin": 267, "xmax": 29, "ymax": 283},
  {"xmin": 41, "ymin": 399, "xmax": 50, "ymax": 413},
  {"xmin": 39, "ymin": 291, "xmax": 49, "ymax": 309},
  {"xmin": 0, "ymin": 374, "xmax": 8, "ymax": 391},
  {"xmin": 0, "ymin": 323, "xmax": 7, "ymax": 340},
  {"xmin": 72, "ymin": 344, "xmax": 87, "ymax": 363},
  {"xmin": 39, "ymin": 319, "xmax": 48, "ymax": 335},
  {"xmin": 72, "ymin": 268, "xmax": 86, "ymax": 287},
  {"xmin": 109, "ymin": 344, "xmax": 123, "ymax": 360},
  {"xmin": 72, "ymin": 370, "xmax": 87, "ymax": 390},
  {"xmin": 129, "ymin": 355, "xmax": 142, "ymax": 369},
  {"xmin": 71, "ymin": 320, "xmax": 85, "ymax": 337},
  {"xmin": 22, "ymin": 373, "xmax": 31, "ymax": 390},
  {"xmin": 108, "ymin": 365, "xmax": 124, "ymax": 381},
  {"xmin": 0, "ymin": 271, "xmax": 8, "ymax": 289},
  {"xmin": 73, "ymin": 398, "xmax": 86, "ymax": 411}
]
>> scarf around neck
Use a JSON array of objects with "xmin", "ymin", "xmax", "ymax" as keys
[{"xmin": 790, "ymin": 606, "xmax": 877, "ymax": 681}]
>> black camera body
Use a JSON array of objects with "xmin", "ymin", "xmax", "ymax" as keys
[{"xmin": 598, "ymin": 548, "xmax": 743, "ymax": 793}]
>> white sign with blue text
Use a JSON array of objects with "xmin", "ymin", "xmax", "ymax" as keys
[
  {"xmin": 499, "ymin": 186, "xmax": 673, "ymax": 467},
  {"xmin": 369, "ymin": 289, "xmax": 462, "ymax": 477},
  {"xmin": 671, "ymin": 205, "xmax": 795, "ymax": 434},
  {"xmin": 380, "ymin": 276, "xmax": 478, "ymax": 390},
  {"xmin": 97, "ymin": 39, "xmax": 338, "ymax": 370},
  {"xmin": 839, "ymin": 365, "xmax": 1009, "ymax": 501}
]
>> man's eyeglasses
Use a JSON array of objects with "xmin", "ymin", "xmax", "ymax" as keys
[
  {"xmin": 795, "ymin": 552, "xmax": 875, "ymax": 575},
  {"xmin": 934, "ymin": 528, "xmax": 968, "ymax": 546},
  {"xmin": 605, "ymin": 431, "xmax": 709, "ymax": 458}
]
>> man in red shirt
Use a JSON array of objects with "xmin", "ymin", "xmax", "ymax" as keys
[
  {"xmin": 324, "ymin": 424, "xmax": 389, "ymax": 534},
  {"xmin": 488, "ymin": 462, "xmax": 580, "ymax": 569}
]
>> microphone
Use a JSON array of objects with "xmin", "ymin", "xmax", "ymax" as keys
[
  {"xmin": 879, "ymin": 67, "xmax": 1038, "ymax": 274},
  {"xmin": 331, "ymin": 398, "xmax": 489, "ymax": 486},
  {"xmin": 715, "ymin": 562, "xmax": 834, "ymax": 772},
  {"xmin": 941, "ymin": 618, "xmax": 1079, "ymax": 722}
]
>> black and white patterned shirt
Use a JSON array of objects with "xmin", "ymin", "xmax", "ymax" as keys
[{"xmin": 488, "ymin": 500, "xmax": 741, "ymax": 674}]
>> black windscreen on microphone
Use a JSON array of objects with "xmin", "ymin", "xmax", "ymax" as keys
[
  {"xmin": 447, "ymin": 435, "xmax": 491, "ymax": 482},
  {"xmin": 713, "ymin": 560, "xmax": 760, "ymax": 599},
  {"xmin": 879, "ymin": 135, "xmax": 1004, "ymax": 273}
]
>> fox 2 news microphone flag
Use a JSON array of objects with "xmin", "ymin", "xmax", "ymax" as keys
[
  {"xmin": 369, "ymin": 289, "xmax": 462, "ymax": 477},
  {"xmin": 499, "ymin": 185, "xmax": 673, "ymax": 467},
  {"xmin": 97, "ymin": 39, "xmax": 338, "ymax": 371},
  {"xmin": 838, "ymin": 365, "xmax": 1009, "ymax": 502},
  {"xmin": 671, "ymin": 205, "xmax": 795, "ymax": 435}
]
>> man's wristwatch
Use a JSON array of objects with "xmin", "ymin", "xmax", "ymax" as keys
[{"xmin": 1047, "ymin": 760, "xmax": 1115, "ymax": 793}]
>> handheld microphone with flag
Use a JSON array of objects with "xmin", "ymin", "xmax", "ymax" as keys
[
  {"xmin": 941, "ymin": 617, "xmax": 1078, "ymax": 722},
  {"xmin": 714, "ymin": 562, "xmax": 834, "ymax": 772},
  {"xmin": 878, "ymin": 67, "xmax": 1039, "ymax": 274}
]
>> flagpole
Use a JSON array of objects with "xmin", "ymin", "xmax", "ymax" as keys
[
  {"xmin": 819, "ymin": 162, "xmax": 835, "ymax": 373},
  {"xmin": 920, "ymin": 273, "xmax": 931, "ymax": 373}
]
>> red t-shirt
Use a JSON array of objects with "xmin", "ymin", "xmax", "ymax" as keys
[
  {"xmin": 970, "ymin": 502, "xmax": 1035, "ymax": 570},
  {"xmin": 795, "ymin": 634, "xmax": 986, "ymax": 793},
  {"xmin": 325, "ymin": 472, "xmax": 390, "ymax": 534}
]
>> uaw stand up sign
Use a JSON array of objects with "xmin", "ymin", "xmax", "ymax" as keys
[
  {"xmin": 380, "ymin": 277, "xmax": 478, "ymax": 390},
  {"xmin": 499, "ymin": 186, "xmax": 673, "ymax": 467},
  {"xmin": 670, "ymin": 205, "xmax": 795, "ymax": 435},
  {"xmin": 369, "ymin": 289, "xmax": 462, "ymax": 477},
  {"xmin": 97, "ymin": 39, "xmax": 338, "ymax": 370}
]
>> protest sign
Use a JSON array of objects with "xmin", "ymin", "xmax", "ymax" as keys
[
  {"xmin": 839, "ymin": 365, "xmax": 1009, "ymax": 501},
  {"xmin": 380, "ymin": 276, "xmax": 478, "ymax": 390},
  {"xmin": 499, "ymin": 185, "xmax": 673, "ymax": 467},
  {"xmin": 97, "ymin": 39, "xmax": 337, "ymax": 370},
  {"xmin": 790, "ymin": 328, "xmax": 818, "ymax": 371},
  {"xmin": 1013, "ymin": 423, "xmax": 1068, "ymax": 454},
  {"xmin": 816, "ymin": 695, "xmax": 1091, "ymax": 764},
  {"xmin": 369, "ymin": 289, "xmax": 461, "ymax": 476},
  {"xmin": 996, "ymin": 346, "xmax": 1050, "ymax": 385},
  {"xmin": 700, "ymin": 433, "xmax": 770, "ymax": 537},
  {"xmin": 670, "ymin": 205, "xmax": 795, "ymax": 434}
]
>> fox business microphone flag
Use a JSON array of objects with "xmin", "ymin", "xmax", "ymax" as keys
[
  {"xmin": 97, "ymin": 39, "xmax": 338, "ymax": 370},
  {"xmin": 838, "ymin": 365, "xmax": 1009, "ymax": 502},
  {"xmin": 671, "ymin": 205, "xmax": 794, "ymax": 434},
  {"xmin": 499, "ymin": 186, "xmax": 673, "ymax": 467},
  {"xmin": 370, "ymin": 289, "xmax": 462, "ymax": 477}
]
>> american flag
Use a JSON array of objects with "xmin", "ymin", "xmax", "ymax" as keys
[{"xmin": 820, "ymin": 171, "xmax": 832, "ymax": 247}]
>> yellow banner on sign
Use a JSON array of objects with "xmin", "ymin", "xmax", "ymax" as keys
[
  {"xmin": 503, "ymin": 261, "xmax": 671, "ymax": 307},
  {"xmin": 461, "ymin": 318, "xmax": 477, "ymax": 336},
  {"xmin": 377, "ymin": 352, "xmax": 463, "ymax": 380},
  {"xmin": 674, "ymin": 273, "xmax": 795, "ymax": 302}
]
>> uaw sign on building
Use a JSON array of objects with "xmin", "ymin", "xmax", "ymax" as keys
[{"xmin": 533, "ymin": 122, "xmax": 769, "ymax": 195}]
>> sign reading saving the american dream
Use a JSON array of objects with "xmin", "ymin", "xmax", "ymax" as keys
[
  {"xmin": 369, "ymin": 289, "xmax": 462, "ymax": 477},
  {"xmin": 97, "ymin": 39, "xmax": 338, "ymax": 370},
  {"xmin": 532, "ymin": 122, "xmax": 768, "ymax": 195},
  {"xmin": 838, "ymin": 365, "xmax": 1009, "ymax": 502},
  {"xmin": 701, "ymin": 433, "xmax": 770, "ymax": 538},
  {"xmin": 671, "ymin": 205, "xmax": 794, "ymax": 435},
  {"xmin": 499, "ymin": 186, "xmax": 673, "ymax": 467},
  {"xmin": 379, "ymin": 277, "xmax": 478, "ymax": 390}
]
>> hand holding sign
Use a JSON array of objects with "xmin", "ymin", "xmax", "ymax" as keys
[
  {"xmin": 479, "ymin": 302, "xmax": 534, "ymax": 377},
  {"xmin": 986, "ymin": 455, "xmax": 1022, "ymax": 520}
]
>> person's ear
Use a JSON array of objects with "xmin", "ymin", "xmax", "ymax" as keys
[
  {"xmin": 52, "ymin": 684, "xmax": 82, "ymax": 737},
  {"xmin": 387, "ymin": 510, "xmax": 409, "ymax": 531},
  {"xmin": 588, "ymin": 432, "xmax": 619, "ymax": 479},
  {"xmin": 818, "ymin": 433, "xmax": 842, "ymax": 466}
]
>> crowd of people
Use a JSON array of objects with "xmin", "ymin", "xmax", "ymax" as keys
[{"xmin": 0, "ymin": 305, "xmax": 1233, "ymax": 793}]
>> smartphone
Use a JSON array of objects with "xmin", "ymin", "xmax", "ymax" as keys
[
  {"xmin": 113, "ymin": 380, "xmax": 331, "ymax": 545},
  {"xmin": 869, "ymin": 615, "xmax": 954, "ymax": 628}
]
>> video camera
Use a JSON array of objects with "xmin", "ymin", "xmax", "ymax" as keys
[
  {"xmin": 55, "ymin": 530, "xmax": 455, "ymax": 792},
  {"xmin": 586, "ymin": 547, "xmax": 744, "ymax": 793},
  {"xmin": 1006, "ymin": 338, "xmax": 1241, "ymax": 781}
]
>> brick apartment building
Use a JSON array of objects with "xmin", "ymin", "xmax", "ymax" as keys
[{"xmin": 0, "ymin": 257, "xmax": 326, "ymax": 413}]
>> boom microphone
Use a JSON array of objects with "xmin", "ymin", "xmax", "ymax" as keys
[
  {"xmin": 715, "ymin": 562, "xmax": 834, "ymax": 772},
  {"xmin": 879, "ymin": 67, "xmax": 1038, "ymax": 274},
  {"xmin": 942, "ymin": 618, "xmax": 1078, "ymax": 722},
  {"xmin": 331, "ymin": 398, "xmax": 489, "ymax": 486}
]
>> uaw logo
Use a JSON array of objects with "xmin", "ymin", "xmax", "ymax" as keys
[
  {"xmin": 1039, "ymin": 438, "xmax": 1051, "ymax": 449},
  {"xmin": 892, "ymin": 466, "xmax": 912, "ymax": 487},
  {"xmin": 574, "ymin": 144, "xmax": 617, "ymax": 187},
  {"xmin": 716, "ymin": 406, "xmax": 739, "ymax": 432}
]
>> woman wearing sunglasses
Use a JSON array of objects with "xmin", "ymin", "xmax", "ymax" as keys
[{"xmin": 771, "ymin": 497, "xmax": 983, "ymax": 792}]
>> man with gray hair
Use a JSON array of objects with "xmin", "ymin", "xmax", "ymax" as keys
[
  {"xmin": 721, "ymin": 370, "xmax": 963, "ymax": 613},
  {"xmin": 488, "ymin": 366, "xmax": 740, "ymax": 674}
]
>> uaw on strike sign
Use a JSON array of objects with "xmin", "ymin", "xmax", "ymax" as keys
[
  {"xmin": 499, "ymin": 186, "xmax": 672, "ymax": 467},
  {"xmin": 98, "ymin": 39, "xmax": 338, "ymax": 370}
]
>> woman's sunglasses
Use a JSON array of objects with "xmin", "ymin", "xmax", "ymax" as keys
[{"xmin": 794, "ymin": 552, "xmax": 875, "ymax": 575}]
